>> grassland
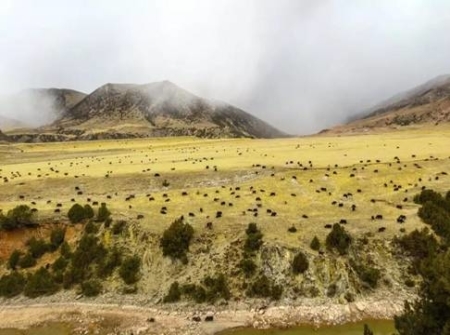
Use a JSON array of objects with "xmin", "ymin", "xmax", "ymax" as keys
[{"xmin": 2, "ymin": 128, "xmax": 450, "ymax": 240}]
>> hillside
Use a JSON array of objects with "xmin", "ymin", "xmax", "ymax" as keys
[
  {"xmin": 329, "ymin": 74, "xmax": 450, "ymax": 133},
  {"xmin": 43, "ymin": 81, "xmax": 286, "ymax": 140},
  {"xmin": 0, "ymin": 129, "xmax": 9, "ymax": 142}
]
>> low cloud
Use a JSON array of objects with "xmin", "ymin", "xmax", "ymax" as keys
[{"xmin": 1, "ymin": 0, "xmax": 450, "ymax": 134}]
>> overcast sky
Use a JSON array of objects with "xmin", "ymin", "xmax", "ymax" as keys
[{"xmin": 1, "ymin": 0, "xmax": 450, "ymax": 134}]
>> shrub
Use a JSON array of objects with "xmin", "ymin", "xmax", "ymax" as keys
[
  {"xmin": 246, "ymin": 275, "xmax": 282, "ymax": 300},
  {"xmin": 350, "ymin": 260, "xmax": 381, "ymax": 288},
  {"xmin": 164, "ymin": 282, "xmax": 181, "ymax": 303},
  {"xmin": 326, "ymin": 223, "xmax": 352, "ymax": 255},
  {"xmin": 310, "ymin": 236, "xmax": 321, "ymax": 251},
  {"xmin": 8, "ymin": 250, "xmax": 22, "ymax": 270},
  {"xmin": 19, "ymin": 253, "xmax": 37, "ymax": 268},
  {"xmin": 177, "ymin": 274, "xmax": 230, "ymax": 303},
  {"xmin": 414, "ymin": 189, "xmax": 450, "ymax": 212},
  {"xmin": 71, "ymin": 234, "xmax": 107, "ymax": 281},
  {"xmin": 84, "ymin": 221, "xmax": 99, "ymax": 234},
  {"xmin": 244, "ymin": 223, "xmax": 263, "ymax": 253},
  {"xmin": 0, "ymin": 272, "xmax": 27, "ymax": 297},
  {"xmin": 53, "ymin": 271, "xmax": 64, "ymax": 284},
  {"xmin": 49, "ymin": 228, "xmax": 65, "ymax": 251},
  {"xmin": 405, "ymin": 278, "xmax": 415, "ymax": 288},
  {"xmin": 62, "ymin": 268, "xmax": 75, "ymax": 289},
  {"xmin": 97, "ymin": 247, "xmax": 122, "ymax": 278},
  {"xmin": 112, "ymin": 220, "xmax": 127, "ymax": 235},
  {"xmin": 26, "ymin": 237, "xmax": 49, "ymax": 258},
  {"xmin": 84, "ymin": 204, "xmax": 95, "ymax": 219},
  {"xmin": 202, "ymin": 273, "xmax": 230, "ymax": 302},
  {"xmin": 52, "ymin": 256, "xmax": 69, "ymax": 272},
  {"xmin": 162, "ymin": 179, "xmax": 170, "ymax": 187},
  {"xmin": 395, "ymin": 228, "xmax": 438, "ymax": 261},
  {"xmin": 0, "ymin": 205, "xmax": 36, "ymax": 230},
  {"xmin": 364, "ymin": 324, "xmax": 374, "ymax": 335},
  {"xmin": 96, "ymin": 203, "xmax": 111, "ymax": 222},
  {"xmin": 292, "ymin": 251, "xmax": 309, "ymax": 274},
  {"xmin": 104, "ymin": 217, "xmax": 112, "ymax": 228},
  {"xmin": 68, "ymin": 204, "xmax": 86, "ymax": 223},
  {"xmin": 287, "ymin": 226, "xmax": 297, "ymax": 233},
  {"xmin": 239, "ymin": 258, "xmax": 257, "ymax": 277},
  {"xmin": 418, "ymin": 202, "xmax": 450, "ymax": 240},
  {"xmin": 24, "ymin": 267, "xmax": 58, "ymax": 298},
  {"xmin": 81, "ymin": 279, "xmax": 102, "ymax": 297},
  {"xmin": 160, "ymin": 217, "xmax": 194, "ymax": 262},
  {"xmin": 119, "ymin": 255, "xmax": 141, "ymax": 284},
  {"xmin": 60, "ymin": 241, "xmax": 72, "ymax": 259}
]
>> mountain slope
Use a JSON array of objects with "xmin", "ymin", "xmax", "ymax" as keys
[
  {"xmin": 0, "ymin": 129, "xmax": 9, "ymax": 142},
  {"xmin": 331, "ymin": 74, "xmax": 450, "ymax": 133},
  {"xmin": 49, "ymin": 81, "xmax": 286, "ymax": 139},
  {"xmin": 0, "ymin": 88, "xmax": 86, "ymax": 129}
]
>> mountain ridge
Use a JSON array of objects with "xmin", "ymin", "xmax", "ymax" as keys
[
  {"xmin": 41, "ymin": 80, "xmax": 287, "ymax": 140},
  {"xmin": 327, "ymin": 74, "xmax": 450, "ymax": 133},
  {"xmin": 0, "ymin": 88, "xmax": 86, "ymax": 130}
]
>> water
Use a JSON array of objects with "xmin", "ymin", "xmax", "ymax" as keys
[
  {"xmin": 0, "ymin": 323, "xmax": 71, "ymax": 335},
  {"xmin": 0, "ymin": 320, "xmax": 396, "ymax": 335},
  {"xmin": 219, "ymin": 320, "xmax": 396, "ymax": 335}
]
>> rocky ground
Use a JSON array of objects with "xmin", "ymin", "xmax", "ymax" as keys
[{"xmin": 0, "ymin": 289, "xmax": 412, "ymax": 335}]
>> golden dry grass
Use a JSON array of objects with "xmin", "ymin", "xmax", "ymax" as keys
[{"xmin": 1, "ymin": 127, "xmax": 450, "ymax": 249}]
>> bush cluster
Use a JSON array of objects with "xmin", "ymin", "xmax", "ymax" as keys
[
  {"xmin": 96, "ymin": 203, "xmax": 111, "ymax": 222},
  {"xmin": 395, "ymin": 228, "xmax": 438, "ymax": 261},
  {"xmin": 244, "ymin": 223, "xmax": 263, "ymax": 253},
  {"xmin": 239, "ymin": 258, "xmax": 257, "ymax": 277},
  {"xmin": 395, "ymin": 188, "xmax": 450, "ymax": 335},
  {"xmin": 0, "ymin": 272, "xmax": 27, "ymax": 297},
  {"xmin": 160, "ymin": 217, "xmax": 194, "ymax": 263},
  {"xmin": 119, "ymin": 255, "xmax": 141, "ymax": 285},
  {"xmin": 164, "ymin": 274, "xmax": 230, "ymax": 304},
  {"xmin": 350, "ymin": 259, "xmax": 381, "ymax": 289},
  {"xmin": 81, "ymin": 279, "xmax": 102, "ymax": 296},
  {"xmin": 0, "ymin": 205, "xmax": 37, "ymax": 230},
  {"xmin": 68, "ymin": 204, "xmax": 89, "ymax": 223},
  {"xmin": 310, "ymin": 236, "xmax": 321, "ymax": 251},
  {"xmin": 246, "ymin": 274, "xmax": 283, "ymax": 300},
  {"xmin": 24, "ymin": 267, "xmax": 58, "ymax": 298},
  {"xmin": 292, "ymin": 251, "xmax": 309, "ymax": 274},
  {"xmin": 68, "ymin": 203, "xmax": 106, "ymax": 224},
  {"xmin": 112, "ymin": 220, "xmax": 127, "ymax": 235},
  {"xmin": 326, "ymin": 223, "xmax": 352, "ymax": 255}
]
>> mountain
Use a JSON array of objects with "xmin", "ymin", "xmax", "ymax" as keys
[
  {"xmin": 329, "ymin": 74, "xmax": 450, "ymax": 133},
  {"xmin": 0, "ymin": 88, "xmax": 86, "ymax": 130},
  {"xmin": 43, "ymin": 81, "xmax": 286, "ymax": 140}
]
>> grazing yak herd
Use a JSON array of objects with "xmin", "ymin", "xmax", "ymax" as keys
[{"xmin": 0, "ymin": 134, "xmax": 449, "ymax": 245}]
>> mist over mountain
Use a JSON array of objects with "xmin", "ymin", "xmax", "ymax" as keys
[
  {"xmin": 0, "ymin": 88, "xmax": 86, "ymax": 128},
  {"xmin": 2, "ymin": 1, "xmax": 450, "ymax": 134},
  {"xmin": 328, "ymin": 74, "xmax": 450, "ymax": 133},
  {"xmin": 2, "ymin": 81, "xmax": 285, "ymax": 141}
]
